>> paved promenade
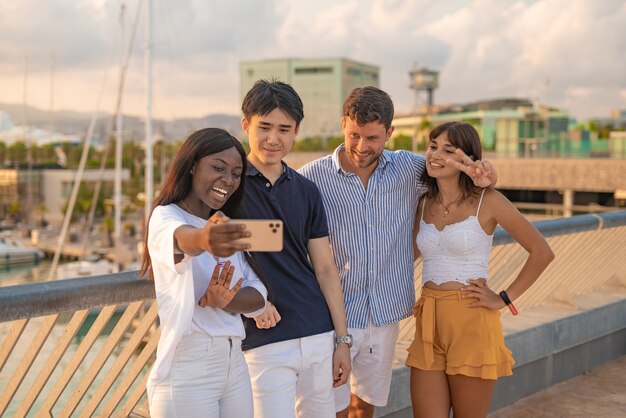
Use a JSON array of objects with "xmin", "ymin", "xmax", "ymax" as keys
[
  {"xmin": 489, "ymin": 355, "xmax": 626, "ymax": 417},
  {"xmin": 130, "ymin": 356, "xmax": 626, "ymax": 418}
]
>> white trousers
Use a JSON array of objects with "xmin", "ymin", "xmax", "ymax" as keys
[
  {"xmin": 244, "ymin": 331, "xmax": 335, "ymax": 418},
  {"xmin": 148, "ymin": 333, "xmax": 253, "ymax": 418}
]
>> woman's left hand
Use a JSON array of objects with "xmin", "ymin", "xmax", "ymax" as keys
[
  {"xmin": 462, "ymin": 278, "xmax": 506, "ymax": 310},
  {"xmin": 199, "ymin": 261, "xmax": 243, "ymax": 309},
  {"xmin": 446, "ymin": 148, "xmax": 498, "ymax": 188}
]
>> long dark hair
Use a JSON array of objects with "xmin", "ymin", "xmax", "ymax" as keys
[
  {"xmin": 151, "ymin": 128, "xmax": 247, "ymax": 218},
  {"xmin": 141, "ymin": 128, "xmax": 255, "ymax": 279},
  {"xmin": 420, "ymin": 121, "xmax": 483, "ymax": 201}
]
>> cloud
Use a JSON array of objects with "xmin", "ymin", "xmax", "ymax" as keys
[
  {"xmin": 565, "ymin": 87, "xmax": 593, "ymax": 98},
  {"xmin": 412, "ymin": 0, "xmax": 626, "ymax": 117},
  {"xmin": 0, "ymin": 0, "xmax": 624, "ymax": 121},
  {"xmin": 267, "ymin": 0, "xmax": 460, "ymax": 109},
  {"xmin": 0, "ymin": 0, "xmax": 116, "ymax": 73}
]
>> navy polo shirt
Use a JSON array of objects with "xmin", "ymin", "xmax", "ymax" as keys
[{"xmin": 240, "ymin": 161, "xmax": 334, "ymax": 351}]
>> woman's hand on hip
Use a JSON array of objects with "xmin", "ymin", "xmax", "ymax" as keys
[{"xmin": 462, "ymin": 278, "xmax": 506, "ymax": 310}]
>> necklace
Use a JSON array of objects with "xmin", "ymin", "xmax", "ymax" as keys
[
  {"xmin": 178, "ymin": 200, "xmax": 196, "ymax": 217},
  {"xmin": 439, "ymin": 195, "xmax": 462, "ymax": 217}
]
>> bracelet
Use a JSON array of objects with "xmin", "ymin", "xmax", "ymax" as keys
[{"xmin": 499, "ymin": 291, "xmax": 518, "ymax": 316}]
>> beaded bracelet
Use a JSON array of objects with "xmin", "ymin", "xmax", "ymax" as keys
[{"xmin": 499, "ymin": 290, "xmax": 518, "ymax": 315}]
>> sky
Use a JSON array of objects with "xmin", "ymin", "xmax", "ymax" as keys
[{"xmin": 1, "ymin": 0, "xmax": 625, "ymax": 123}]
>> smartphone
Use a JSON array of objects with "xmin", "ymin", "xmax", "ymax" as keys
[{"xmin": 231, "ymin": 220, "xmax": 284, "ymax": 252}]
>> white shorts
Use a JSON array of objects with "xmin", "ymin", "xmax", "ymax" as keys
[
  {"xmin": 148, "ymin": 333, "xmax": 253, "ymax": 418},
  {"xmin": 334, "ymin": 322, "xmax": 400, "ymax": 411},
  {"xmin": 244, "ymin": 331, "xmax": 335, "ymax": 418}
]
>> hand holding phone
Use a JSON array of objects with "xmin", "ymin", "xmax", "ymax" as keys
[{"xmin": 230, "ymin": 220, "xmax": 283, "ymax": 252}]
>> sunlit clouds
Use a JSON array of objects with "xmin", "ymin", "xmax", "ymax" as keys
[{"xmin": 0, "ymin": 0, "xmax": 624, "ymax": 121}]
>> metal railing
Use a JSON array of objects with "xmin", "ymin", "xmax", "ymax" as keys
[
  {"xmin": 1, "ymin": 211, "xmax": 626, "ymax": 417},
  {"xmin": 395, "ymin": 210, "xmax": 626, "ymax": 364}
]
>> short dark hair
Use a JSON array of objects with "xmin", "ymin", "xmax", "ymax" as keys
[
  {"xmin": 241, "ymin": 79, "xmax": 304, "ymax": 128},
  {"xmin": 421, "ymin": 121, "xmax": 483, "ymax": 200},
  {"xmin": 342, "ymin": 86, "xmax": 394, "ymax": 128}
]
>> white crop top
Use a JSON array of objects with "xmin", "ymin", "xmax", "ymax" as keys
[{"xmin": 417, "ymin": 189, "xmax": 493, "ymax": 286}]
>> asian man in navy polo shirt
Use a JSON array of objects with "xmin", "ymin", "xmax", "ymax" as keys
[{"xmin": 237, "ymin": 79, "xmax": 351, "ymax": 418}]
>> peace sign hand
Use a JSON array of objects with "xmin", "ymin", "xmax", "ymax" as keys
[
  {"xmin": 445, "ymin": 148, "xmax": 498, "ymax": 188},
  {"xmin": 198, "ymin": 261, "xmax": 244, "ymax": 309}
]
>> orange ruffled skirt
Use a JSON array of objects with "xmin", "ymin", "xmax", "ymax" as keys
[{"xmin": 406, "ymin": 287, "xmax": 514, "ymax": 380}]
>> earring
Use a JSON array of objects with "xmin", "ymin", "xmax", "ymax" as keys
[{"xmin": 190, "ymin": 169, "xmax": 193, "ymax": 175}]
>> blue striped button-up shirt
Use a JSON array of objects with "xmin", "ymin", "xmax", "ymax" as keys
[{"xmin": 299, "ymin": 146, "xmax": 426, "ymax": 328}]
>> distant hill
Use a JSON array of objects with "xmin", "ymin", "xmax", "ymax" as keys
[{"xmin": 0, "ymin": 103, "xmax": 243, "ymax": 142}]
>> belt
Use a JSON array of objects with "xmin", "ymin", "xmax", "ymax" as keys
[{"xmin": 412, "ymin": 288, "xmax": 463, "ymax": 368}]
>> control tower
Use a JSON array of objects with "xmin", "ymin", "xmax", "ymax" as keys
[{"xmin": 409, "ymin": 67, "xmax": 439, "ymax": 112}]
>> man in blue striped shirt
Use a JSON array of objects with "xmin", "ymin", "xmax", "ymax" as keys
[{"xmin": 299, "ymin": 86, "xmax": 497, "ymax": 418}]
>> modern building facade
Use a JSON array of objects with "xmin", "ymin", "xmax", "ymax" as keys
[
  {"xmin": 393, "ymin": 98, "xmax": 570, "ymax": 157},
  {"xmin": 240, "ymin": 58, "xmax": 379, "ymax": 139},
  {"xmin": 0, "ymin": 167, "xmax": 129, "ymax": 224}
]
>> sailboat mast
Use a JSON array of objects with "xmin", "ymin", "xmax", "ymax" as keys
[
  {"xmin": 144, "ymin": 0, "xmax": 153, "ymax": 222},
  {"xmin": 50, "ymin": 53, "xmax": 55, "ymax": 135},
  {"xmin": 115, "ymin": 3, "xmax": 125, "ymax": 250},
  {"xmin": 23, "ymin": 53, "xmax": 33, "ymax": 227}
]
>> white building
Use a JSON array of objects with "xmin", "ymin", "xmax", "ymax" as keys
[{"xmin": 0, "ymin": 167, "xmax": 130, "ymax": 223}]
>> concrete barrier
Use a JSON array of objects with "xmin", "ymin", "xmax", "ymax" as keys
[{"xmin": 377, "ymin": 290, "xmax": 626, "ymax": 417}]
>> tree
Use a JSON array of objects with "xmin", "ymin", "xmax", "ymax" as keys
[
  {"xmin": 417, "ymin": 119, "xmax": 432, "ymax": 151},
  {"xmin": 36, "ymin": 203, "xmax": 48, "ymax": 227},
  {"xmin": 7, "ymin": 141, "xmax": 28, "ymax": 164},
  {"xmin": 0, "ymin": 142, "xmax": 7, "ymax": 165},
  {"xmin": 390, "ymin": 134, "xmax": 413, "ymax": 150},
  {"xmin": 7, "ymin": 201, "xmax": 21, "ymax": 222},
  {"xmin": 29, "ymin": 144, "xmax": 52, "ymax": 165},
  {"xmin": 61, "ymin": 184, "xmax": 106, "ymax": 222},
  {"xmin": 292, "ymin": 137, "xmax": 323, "ymax": 151},
  {"xmin": 124, "ymin": 221, "xmax": 137, "ymax": 238},
  {"xmin": 326, "ymin": 136, "xmax": 343, "ymax": 151},
  {"xmin": 102, "ymin": 215, "xmax": 114, "ymax": 248}
]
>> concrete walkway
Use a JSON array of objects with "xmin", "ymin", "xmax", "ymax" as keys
[{"xmin": 489, "ymin": 355, "xmax": 626, "ymax": 417}]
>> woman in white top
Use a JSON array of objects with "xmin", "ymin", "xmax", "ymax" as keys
[
  {"xmin": 407, "ymin": 122, "xmax": 554, "ymax": 418},
  {"xmin": 140, "ymin": 128, "xmax": 268, "ymax": 418}
]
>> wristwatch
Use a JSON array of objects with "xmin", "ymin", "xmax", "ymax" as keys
[{"xmin": 335, "ymin": 334, "xmax": 353, "ymax": 348}]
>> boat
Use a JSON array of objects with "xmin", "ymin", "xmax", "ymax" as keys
[
  {"xmin": 0, "ymin": 238, "xmax": 44, "ymax": 266},
  {"xmin": 56, "ymin": 258, "xmax": 116, "ymax": 279}
]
